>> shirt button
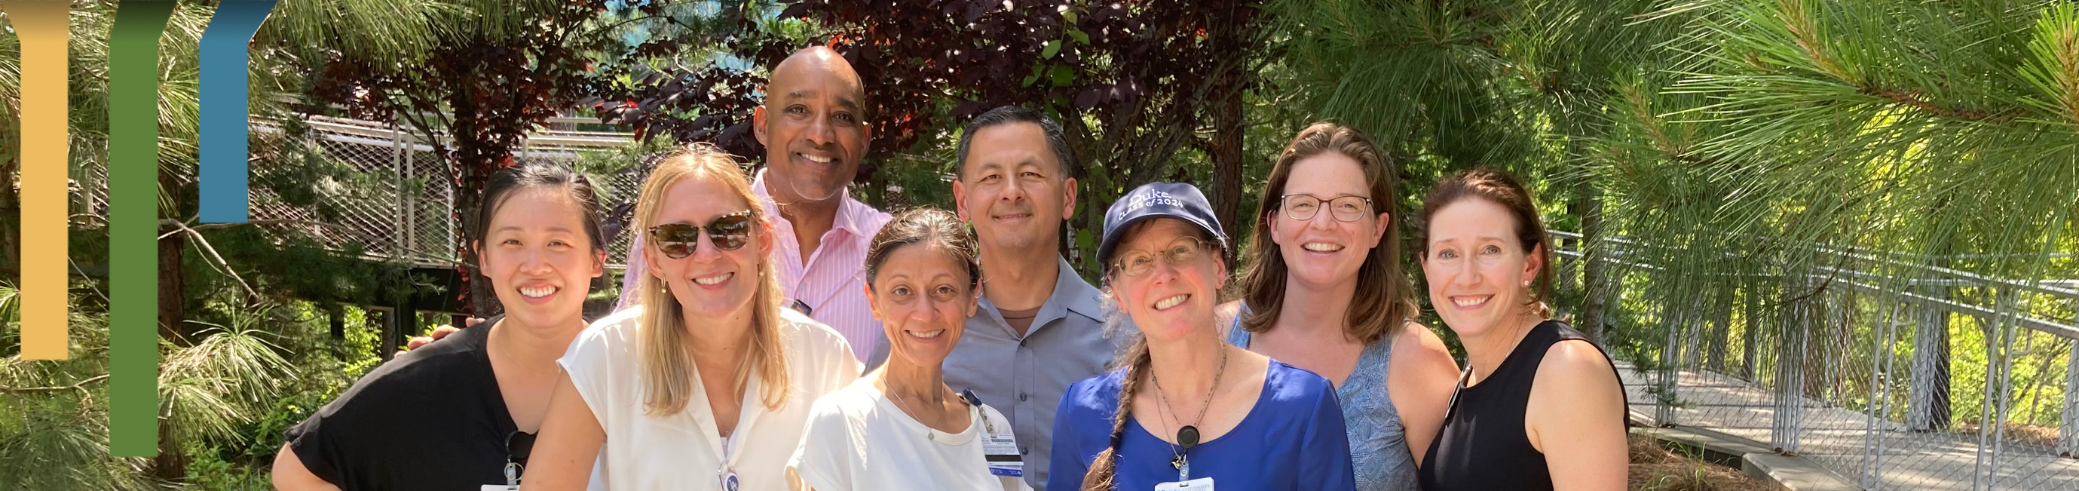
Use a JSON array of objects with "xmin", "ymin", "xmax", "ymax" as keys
[
  {"xmin": 1018, "ymin": 339, "xmax": 1028, "ymax": 347},
  {"xmin": 1019, "ymin": 393, "xmax": 1029, "ymax": 401},
  {"xmin": 1021, "ymin": 446, "xmax": 1029, "ymax": 455}
]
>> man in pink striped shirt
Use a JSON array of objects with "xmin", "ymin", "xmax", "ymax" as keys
[{"xmin": 617, "ymin": 46, "xmax": 891, "ymax": 363}]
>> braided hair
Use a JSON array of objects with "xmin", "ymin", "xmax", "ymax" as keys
[{"xmin": 1079, "ymin": 219, "xmax": 1221, "ymax": 490}]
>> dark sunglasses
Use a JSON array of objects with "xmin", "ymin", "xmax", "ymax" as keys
[{"xmin": 648, "ymin": 210, "xmax": 754, "ymax": 259}]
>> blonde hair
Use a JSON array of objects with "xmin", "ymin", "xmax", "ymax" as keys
[
  {"xmin": 1081, "ymin": 219, "xmax": 1224, "ymax": 490},
  {"xmin": 633, "ymin": 145, "xmax": 791, "ymax": 414}
]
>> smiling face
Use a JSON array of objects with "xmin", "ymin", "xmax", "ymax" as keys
[
  {"xmin": 954, "ymin": 121, "xmax": 1077, "ymax": 253},
  {"xmin": 1269, "ymin": 152, "xmax": 1386, "ymax": 291},
  {"xmin": 867, "ymin": 243, "xmax": 981, "ymax": 370},
  {"xmin": 753, "ymin": 47, "xmax": 870, "ymax": 204},
  {"xmin": 1109, "ymin": 219, "xmax": 1227, "ymax": 342},
  {"xmin": 1421, "ymin": 198, "xmax": 1543, "ymax": 339},
  {"xmin": 645, "ymin": 175, "xmax": 775, "ymax": 325},
  {"xmin": 478, "ymin": 188, "xmax": 605, "ymax": 330}
]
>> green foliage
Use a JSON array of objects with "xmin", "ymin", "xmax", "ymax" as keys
[{"xmin": 0, "ymin": 286, "xmax": 386, "ymax": 488}]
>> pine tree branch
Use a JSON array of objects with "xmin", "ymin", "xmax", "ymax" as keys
[
  {"xmin": 162, "ymin": 221, "xmax": 260, "ymax": 299},
  {"xmin": 156, "ymin": 218, "xmax": 363, "ymax": 239},
  {"xmin": 1859, "ymin": 86, "xmax": 2025, "ymax": 122},
  {"xmin": 0, "ymin": 374, "xmax": 109, "ymax": 393}
]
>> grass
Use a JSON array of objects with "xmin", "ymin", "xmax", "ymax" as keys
[{"xmin": 1629, "ymin": 434, "xmax": 1773, "ymax": 491}]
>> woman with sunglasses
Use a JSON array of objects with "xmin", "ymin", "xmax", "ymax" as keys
[
  {"xmin": 271, "ymin": 162, "xmax": 608, "ymax": 490},
  {"xmin": 1414, "ymin": 169, "xmax": 1627, "ymax": 491},
  {"xmin": 785, "ymin": 208, "xmax": 1029, "ymax": 491},
  {"xmin": 522, "ymin": 146, "xmax": 861, "ymax": 490},
  {"xmin": 1049, "ymin": 182, "xmax": 1356, "ymax": 491},
  {"xmin": 1218, "ymin": 123, "xmax": 1460, "ymax": 490}
]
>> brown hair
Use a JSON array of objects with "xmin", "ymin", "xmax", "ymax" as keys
[
  {"xmin": 1233, "ymin": 122, "xmax": 1416, "ymax": 344},
  {"xmin": 1081, "ymin": 219, "xmax": 1224, "ymax": 490},
  {"xmin": 633, "ymin": 144, "xmax": 791, "ymax": 414},
  {"xmin": 1417, "ymin": 167, "xmax": 1554, "ymax": 317},
  {"xmin": 864, "ymin": 208, "xmax": 981, "ymax": 292}
]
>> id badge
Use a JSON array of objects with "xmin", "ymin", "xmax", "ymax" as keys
[
  {"xmin": 1154, "ymin": 477, "xmax": 1214, "ymax": 491},
  {"xmin": 982, "ymin": 432, "xmax": 1022, "ymax": 477},
  {"xmin": 481, "ymin": 486, "xmax": 518, "ymax": 491}
]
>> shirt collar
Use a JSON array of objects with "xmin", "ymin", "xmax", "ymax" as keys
[
  {"xmin": 980, "ymin": 256, "xmax": 1104, "ymax": 331},
  {"xmin": 751, "ymin": 168, "xmax": 870, "ymax": 238},
  {"xmin": 1051, "ymin": 257, "xmax": 1104, "ymax": 320}
]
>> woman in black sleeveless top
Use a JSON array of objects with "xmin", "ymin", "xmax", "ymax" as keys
[{"xmin": 1412, "ymin": 169, "xmax": 1629, "ymax": 490}]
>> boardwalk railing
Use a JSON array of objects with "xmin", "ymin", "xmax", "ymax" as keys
[{"xmin": 1551, "ymin": 230, "xmax": 2079, "ymax": 490}]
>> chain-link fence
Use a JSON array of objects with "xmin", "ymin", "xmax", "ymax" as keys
[
  {"xmin": 1556, "ymin": 231, "xmax": 2079, "ymax": 490},
  {"xmin": 248, "ymin": 115, "xmax": 638, "ymax": 270}
]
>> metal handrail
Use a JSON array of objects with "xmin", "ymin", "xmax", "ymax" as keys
[{"xmin": 1548, "ymin": 230, "xmax": 2079, "ymax": 339}]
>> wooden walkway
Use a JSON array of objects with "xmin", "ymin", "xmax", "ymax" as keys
[{"xmin": 1616, "ymin": 362, "xmax": 2079, "ymax": 490}]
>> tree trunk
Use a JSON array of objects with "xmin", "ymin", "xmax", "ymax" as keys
[
  {"xmin": 1741, "ymin": 281, "xmax": 1762, "ymax": 380},
  {"xmin": 1909, "ymin": 282, "xmax": 1953, "ymax": 430},
  {"xmin": 1707, "ymin": 281, "xmax": 1734, "ymax": 372},
  {"xmin": 1211, "ymin": 78, "xmax": 1245, "ymax": 266},
  {"xmin": 1575, "ymin": 180, "xmax": 1607, "ymax": 343},
  {"xmin": 1802, "ymin": 282, "xmax": 1829, "ymax": 399},
  {"xmin": 328, "ymin": 303, "xmax": 346, "ymax": 341},
  {"xmin": 158, "ymin": 228, "xmax": 186, "ymax": 344},
  {"xmin": 151, "ymin": 415, "xmax": 186, "ymax": 481},
  {"xmin": 0, "ymin": 155, "xmax": 19, "ymax": 281}
]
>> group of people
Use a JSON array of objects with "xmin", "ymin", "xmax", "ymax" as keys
[{"xmin": 268, "ymin": 46, "xmax": 1629, "ymax": 491}]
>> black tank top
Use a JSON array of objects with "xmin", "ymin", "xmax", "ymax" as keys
[{"xmin": 1417, "ymin": 320, "xmax": 1624, "ymax": 491}]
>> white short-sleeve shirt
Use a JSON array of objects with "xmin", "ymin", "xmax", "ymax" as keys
[
  {"xmin": 786, "ymin": 380, "xmax": 1033, "ymax": 491},
  {"xmin": 559, "ymin": 306, "xmax": 861, "ymax": 491}
]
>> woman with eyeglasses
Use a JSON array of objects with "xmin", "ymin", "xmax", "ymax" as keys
[
  {"xmin": 521, "ymin": 146, "xmax": 861, "ymax": 490},
  {"xmin": 785, "ymin": 208, "xmax": 1030, "ymax": 491},
  {"xmin": 1217, "ymin": 123, "xmax": 1460, "ymax": 490},
  {"xmin": 1414, "ymin": 169, "xmax": 1627, "ymax": 491},
  {"xmin": 271, "ymin": 162, "xmax": 608, "ymax": 490},
  {"xmin": 1049, "ymin": 182, "xmax": 1356, "ymax": 491}
]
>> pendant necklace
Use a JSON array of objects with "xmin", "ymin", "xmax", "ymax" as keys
[{"xmin": 1151, "ymin": 344, "xmax": 1228, "ymax": 481}]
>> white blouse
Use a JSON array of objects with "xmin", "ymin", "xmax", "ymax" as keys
[
  {"xmin": 787, "ymin": 380, "xmax": 1032, "ymax": 491},
  {"xmin": 560, "ymin": 307, "xmax": 861, "ymax": 490}
]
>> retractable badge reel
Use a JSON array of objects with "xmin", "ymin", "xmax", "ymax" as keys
[
  {"xmin": 482, "ymin": 431, "xmax": 534, "ymax": 491},
  {"xmin": 1155, "ymin": 427, "xmax": 1213, "ymax": 491}
]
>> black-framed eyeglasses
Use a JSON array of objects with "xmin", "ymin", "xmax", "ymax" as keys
[
  {"xmin": 649, "ymin": 210, "xmax": 754, "ymax": 259},
  {"xmin": 1280, "ymin": 194, "xmax": 1373, "ymax": 222},
  {"xmin": 1111, "ymin": 236, "xmax": 1212, "ymax": 278}
]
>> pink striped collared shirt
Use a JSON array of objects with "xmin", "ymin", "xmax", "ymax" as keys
[{"xmin": 616, "ymin": 170, "xmax": 891, "ymax": 364}]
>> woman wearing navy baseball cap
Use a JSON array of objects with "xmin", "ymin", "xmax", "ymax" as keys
[{"xmin": 1047, "ymin": 182, "xmax": 1356, "ymax": 491}]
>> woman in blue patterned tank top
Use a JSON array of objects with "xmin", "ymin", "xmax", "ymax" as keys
[{"xmin": 1217, "ymin": 123, "xmax": 1462, "ymax": 491}]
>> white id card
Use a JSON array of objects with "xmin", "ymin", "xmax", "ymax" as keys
[
  {"xmin": 1154, "ymin": 477, "xmax": 1214, "ymax": 491},
  {"xmin": 982, "ymin": 432, "xmax": 1022, "ymax": 477},
  {"xmin": 481, "ymin": 486, "xmax": 518, "ymax": 491}
]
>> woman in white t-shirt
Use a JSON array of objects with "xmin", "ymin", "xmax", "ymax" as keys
[
  {"xmin": 786, "ymin": 208, "xmax": 1029, "ymax": 491},
  {"xmin": 523, "ymin": 146, "xmax": 861, "ymax": 491}
]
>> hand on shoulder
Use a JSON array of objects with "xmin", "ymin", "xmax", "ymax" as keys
[{"xmin": 391, "ymin": 317, "xmax": 484, "ymax": 359}]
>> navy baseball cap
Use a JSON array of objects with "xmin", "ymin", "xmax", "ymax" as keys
[{"xmin": 1098, "ymin": 182, "xmax": 1228, "ymax": 273}]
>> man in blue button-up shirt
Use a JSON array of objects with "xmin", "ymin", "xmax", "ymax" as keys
[{"xmin": 867, "ymin": 106, "xmax": 1125, "ymax": 490}]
